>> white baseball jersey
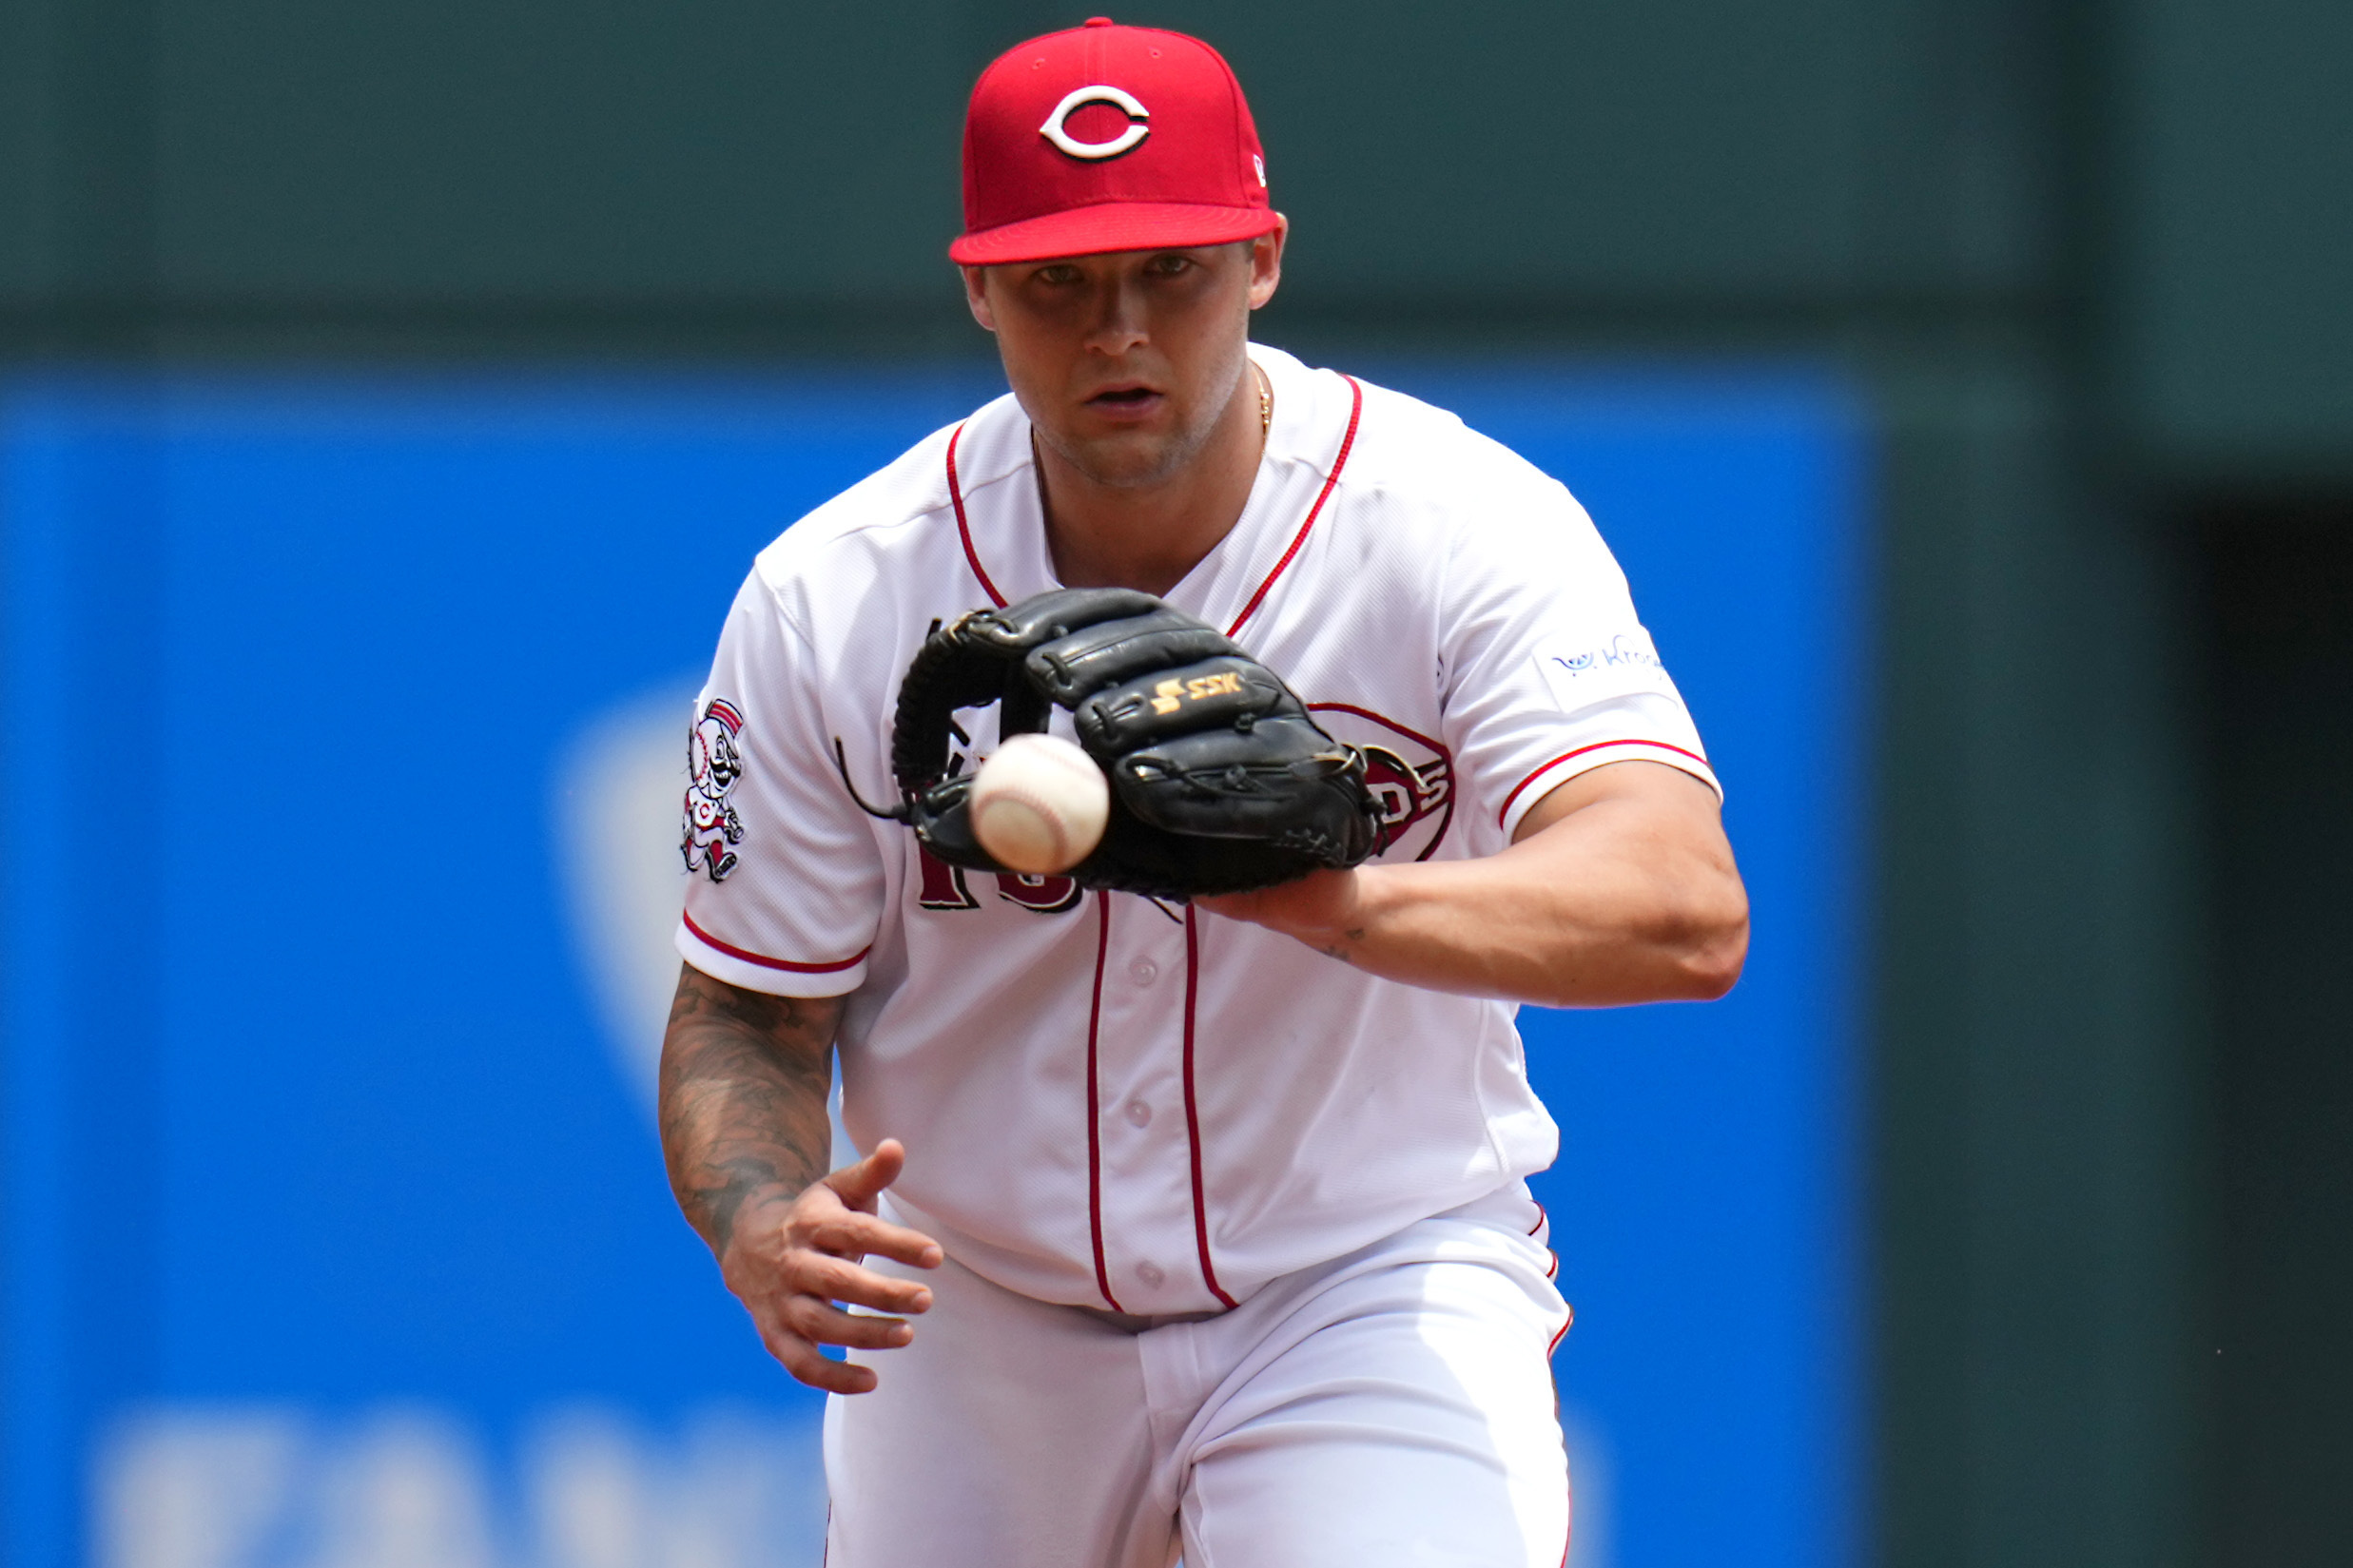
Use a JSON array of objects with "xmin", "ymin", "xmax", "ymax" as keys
[{"xmin": 675, "ymin": 343, "xmax": 1718, "ymax": 1317}]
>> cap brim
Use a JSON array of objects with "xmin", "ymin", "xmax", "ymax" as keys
[{"xmin": 948, "ymin": 202, "xmax": 1280, "ymax": 265}]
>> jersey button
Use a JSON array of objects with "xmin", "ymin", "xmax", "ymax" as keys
[
  {"xmin": 1127, "ymin": 958, "xmax": 1157, "ymax": 985},
  {"xmin": 1135, "ymin": 1261, "xmax": 1165, "ymax": 1287},
  {"xmin": 1124, "ymin": 1099, "xmax": 1152, "ymax": 1128}
]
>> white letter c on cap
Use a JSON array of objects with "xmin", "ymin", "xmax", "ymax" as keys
[{"xmin": 1040, "ymin": 85, "xmax": 1150, "ymax": 160}]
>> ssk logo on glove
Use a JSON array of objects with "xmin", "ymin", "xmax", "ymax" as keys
[{"xmin": 1149, "ymin": 670, "xmax": 1247, "ymax": 714}]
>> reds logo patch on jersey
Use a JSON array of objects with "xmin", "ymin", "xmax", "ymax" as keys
[{"xmin": 682, "ymin": 697, "xmax": 747, "ymax": 881}]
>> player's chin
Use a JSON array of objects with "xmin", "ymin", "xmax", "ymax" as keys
[{"xmin": 1060, "ymin": 429, "xmax": 1194, "ymax": 489}]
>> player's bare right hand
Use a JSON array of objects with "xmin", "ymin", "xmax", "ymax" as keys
[{"xmin": 720, "ymin": 1137, "xmax": 943, "ymax": 1394}]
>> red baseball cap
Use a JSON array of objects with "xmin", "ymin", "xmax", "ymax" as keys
[{"xmin": 950, "ymin": 17, "xmax": 1278, "ymax": 266}]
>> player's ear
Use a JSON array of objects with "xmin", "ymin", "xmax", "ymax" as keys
[
  {"xmin": 1246, "ymin": 218, "xmax": 1287, "ymax": 311},
  {"xmin": 961, "ymin": 265, "xmax": 999, "ymax": 333}
]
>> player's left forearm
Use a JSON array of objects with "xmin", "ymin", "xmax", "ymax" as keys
[{"xmin": 657, "ymin": 965, "xmax": 842, "ymax": 1261}]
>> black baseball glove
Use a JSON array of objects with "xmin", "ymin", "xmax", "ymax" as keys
[{"xmin": 874, "ymin": 588, "xmax": 1384, "ymax": 900}]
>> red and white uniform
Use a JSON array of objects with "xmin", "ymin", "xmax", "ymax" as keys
[{"xmin": 677, "ymin": 343, "xmax": 1717, "ymax": 1567}]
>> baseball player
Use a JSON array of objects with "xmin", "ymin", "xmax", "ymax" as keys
[{"xmin": 657, "ymin": 18, "xmax": 1747, "ymax": 1568}]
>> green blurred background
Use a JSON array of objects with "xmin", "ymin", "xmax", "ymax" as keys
[{"xmin": 4, "ymin": 3, "xmax": 2346, "ymax": 1564}]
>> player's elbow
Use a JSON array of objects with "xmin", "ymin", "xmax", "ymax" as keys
[
  {"xmin": 1656, "ymin": 874, "xmax": 1749, "ymax": 1002},
  {"xmin": 1517, "ymin": 875, "xmax": 1747, "ymax": 1009},
  {"xmin": 1680, "ymin": 905, "xmax": 1749, "ymax": 1000}
]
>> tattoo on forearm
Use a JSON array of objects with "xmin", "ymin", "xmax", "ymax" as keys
[
  {"xmin": 657, "ymin": 965, "xmax": 843, "ymax": 1258},
  {"xmin": 1314, "ymin": 928, "xmax": 1368, "ymax": 965}
]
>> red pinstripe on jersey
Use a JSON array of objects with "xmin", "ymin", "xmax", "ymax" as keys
[
  {"xmin": 1083, "ymin": 894, "xmax": 1124, "ymax": 1312},
  {"xmin": 1226, "ymin": 375, "xmax": 1363, "ymax": 638},
  {"xmin": 1181, "ymin": 908, "xmax": 1238, "ymax": 1310},
  {"xmin": 944, "ymin": 422, "xmax": 1008, "ymax": 610},
  {"xmin": 680, "ymin": 912, "xmax": 870, "ymax": 974},
  {"xmin": 1497, "ymin": 739, "xmax": 1716, "ymax": 828}
]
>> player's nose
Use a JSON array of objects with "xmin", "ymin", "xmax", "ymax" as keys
[{"xmin": 1081, "ymin": 278, "xmax": 1151, "ymax": 355}]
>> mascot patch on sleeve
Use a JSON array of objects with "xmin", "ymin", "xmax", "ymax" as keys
[{"xmin": 682, "ymin": 697, "xmax": 747, "ymax": 881}]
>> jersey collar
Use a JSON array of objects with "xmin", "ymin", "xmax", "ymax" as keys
[{"xmin": 943, "ymin": 344, "xmax": 1364, "ymax": 642}]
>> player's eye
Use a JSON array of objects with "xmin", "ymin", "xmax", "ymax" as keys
[
  {"xmin": 1142, "ymin": 253, "xmax": 1194, "ymax": 278},
  {"xmin": 1033, "ymin": 264, "xmax": 1082, "ymax": 286}
]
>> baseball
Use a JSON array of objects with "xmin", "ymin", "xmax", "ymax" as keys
[{"xmin": 969, "ymin": 732, "xmax": 1110, "ymax": 875}]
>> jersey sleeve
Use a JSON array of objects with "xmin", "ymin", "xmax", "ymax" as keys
[
  {"xmin": 1437, "ymin": 475, "xmax": 1720, "ymax": 843},
  {"xmin": 674, "ymin": 570, "xmax": 886, "ymax": 997}
]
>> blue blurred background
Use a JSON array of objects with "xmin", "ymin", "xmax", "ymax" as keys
[
  {"xmin": 7, "ymin": 5, "xmax": 2353, "ymax": 1568},
  {"xmin": 4, "ymin": 371, "xmax": 1860, "ymax": 1568}
]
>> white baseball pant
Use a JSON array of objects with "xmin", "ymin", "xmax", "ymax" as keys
[{"xmin": 823, "ymin": 1185, "xmax": 1574, "ymax": 1568}]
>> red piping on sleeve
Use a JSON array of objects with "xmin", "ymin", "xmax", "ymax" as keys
[
  {"xmin": 1084, "ymin": 893, "xmax": 1124, "ymax": 1312},
  {"xmin": 1181, "ymin": 909, "xmax": 1239, "ymax": 1310},
  {"xmin": 681, "ymin": 912, "xmax": 870, "ymax": 975},
  {"xmin": 945, "ymin": 423, "xmax": 1008, "ymax": 610},
  {"xmin": 1225, "ymin": 375, "xmax": 1363, "ymax": 639},
  {"xmin": 1497, "ymin": 739, "xmax": 1716, "ymax": 828}
]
